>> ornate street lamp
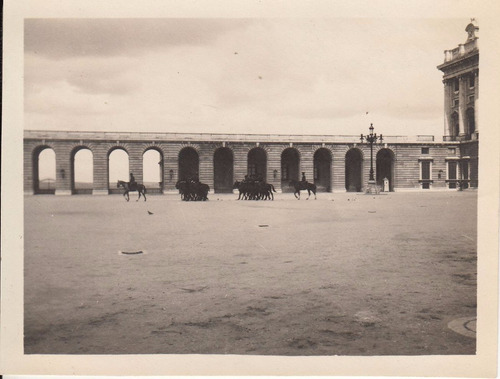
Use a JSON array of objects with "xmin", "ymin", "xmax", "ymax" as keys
[{"xmin": 360, "ymin": 123, "xmax": 383, "ymax": 193}]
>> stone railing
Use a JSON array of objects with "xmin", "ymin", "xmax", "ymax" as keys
[
  {"xmin": 24, "ymin": 130, "xmax": 437, "ymax": 144},
  {"xmin": 444, "ymin": 38, "xmax": 478, "ymax": 62}
]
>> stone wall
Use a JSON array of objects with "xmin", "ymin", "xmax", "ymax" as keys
[{"xmin": 24, "ymin": 131, "xmax": 477, "ymax": 195}]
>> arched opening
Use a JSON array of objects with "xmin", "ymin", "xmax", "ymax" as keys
[
  {"xmin": 248, "ymin": 147, "xmax": 267, "ymax": 181},
  {"xmin": 71, "ymin": 147, "xmax": 93, "ymax": 194},
  {"xmin": 214, "ymin": 147, "xmax": 234, "ymax": 193},
  {"xmin": 466, "ymin": 108, "xmax": 475, "ymax": 135},
  {"xmin": 178, "ymin": 147, "xmax": 199, "ymax": 181},
  {"xmin": 33, "ymin": 146, "xmax": 56, "ymax": 194},
  {"xmin": 376, "ymin": 148, "xmax": 395, "ymax": 192},
  {"xmin": 108, "ymin": 148, "xmax": 129, "ymax": 194},
  {"xmin": 451, "ymin": 112, "xmax": 459, "ymax": 138},
  {"xmin": 314, "ymin": 148, "xmax": 332, "ymax": 192},
  {"xmin": 281, "ymin": 148, "xmax": 300, "ymax": 193},
  {"xmin": 345, "ymin": 148, "xmax": 363, "ymax": 192},
  {"xmin": 143, "ymin": 148, "xmax": 163, "ymax": 194}
]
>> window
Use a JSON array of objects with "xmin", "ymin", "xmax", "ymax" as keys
[
  {"xmin": 468, "ymin": 95, "xmax": 474, "ymax": 104},
  {"xmin": 453, "ymin": 78, "xmax": 459, "ymax": 92},
  {"xmin": 421, "ymin": 147, "xmax": 429, "ymax": 154},
  {"xmin": 453, "ymin": 99, "xmax": 459, "ymax": 107},
  {"xmin": 469, "ymin": 75, "xmax": 475, "ymax": 88},
  {"xmin": 421, "ymin": 161, "xmax": 431, "ymax": 180},
  {"xmin": 419, "ymin": 159, "xmax": 432, "ymax": 190},
  {"xmin": 447, "ymin": 161, "xmax": 457, "ymax": 189}
]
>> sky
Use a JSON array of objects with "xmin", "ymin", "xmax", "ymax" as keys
[{"xmin": 24, "ymin": 17, "xmax": 473, "ymax": 139}]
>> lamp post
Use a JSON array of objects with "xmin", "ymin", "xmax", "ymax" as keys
[{"xmin": 360, "ymin": 123, "xmax": 383, "ymax": 193}]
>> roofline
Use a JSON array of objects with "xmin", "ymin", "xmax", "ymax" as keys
[{"xmin": 23, "ymin": 129, "xmax": 447, "ymax": 144}]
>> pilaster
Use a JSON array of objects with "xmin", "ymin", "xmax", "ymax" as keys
[
  {"xmin": 92, "ymin": 147, "xmax": 109, "ymax": 194},
  {"xmin": 443, "ymin": 80, "xmax": 453, "ymax": 138},
  {"xmin": 474, "ymin": 70, "xmax": 479, "ymax": 134},
  {"xmin": 199, "ymin": 144, "xmax": 214, "ymax": 191},
  {"xmin": 458, "ymin": 75, "xmax": 467, "ymax": 137},
  {"xmin": 54, "ymin": 146, "xmax": 72, "ymax": 195}
]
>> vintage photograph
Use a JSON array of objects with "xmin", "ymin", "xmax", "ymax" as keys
[{"xmin": 2, "ymin": 1, "xmax": 499, "ymax": 377}]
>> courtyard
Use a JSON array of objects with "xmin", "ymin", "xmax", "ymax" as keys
[{"xmin": 24, "ymin": 190, "xmax": 477, "ymax": 355}]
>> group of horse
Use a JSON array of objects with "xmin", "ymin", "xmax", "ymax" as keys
[
  {"xmin": 116, "ymin": 178, "xmax": 317, "ymax": 202},
  {"xmin": 232, "ymin": 180, "xmax": 277, "ymax": 200},
  {"xmin": 175, "ymin": 179, "xmax": 210, "ymax": 201}
]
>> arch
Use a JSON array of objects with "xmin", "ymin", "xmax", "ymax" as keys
[
  {"xmin": 214, "ymin": 147, "xmax": 234, "ymax": 193},
  {"xmin": 376, "ymin": 148, "xmax": 395, "ymax": 192},
  {"xmin": 143, "ymin": 148, "xmax": 164, "ymax": 193},
  {"xmin": 178, "ymin": 147, "xmax": 199, "ymax": 181},
  {"xmin": 466, "ymin": 107, "xmax": 475, "ymax": 135},
  {"xmin": 247, "ymin": 147, "xmax": 267, "ymax": 181},
  {"xmin": 281, "ymin": 147, "xmax": 300, "ymax": 192},
  {"xmin": 451, "ymin": 112, "xmax": 459, "ymax": 138},
  {"xmin": 108, "ymin": 148, "xmax": 129, "ymax": 194},
  {"xmin": 345, "ymin": 148, "xmax": 363, "ymax": 192},
  {"xmin": 71, "ymin": 146, "xmax": 93, "ymax": 194},
  {"xmin": 314, "ymin": 148, "xmax": 332, "ymax": 192},
  {"xmin": 33, "ymin": 146, "xmax": 56, "ymax": 195}
]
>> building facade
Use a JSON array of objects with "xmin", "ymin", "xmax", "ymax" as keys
[
  {"xmin": 437, "ymin": 19, "xmax": 479, "ymax": 189},
  {"xmin": 23, "ymin": 21, "xmax": 479, "ymax": 195}
]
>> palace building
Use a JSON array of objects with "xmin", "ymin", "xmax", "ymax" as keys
[{"xmin": 23, "ymin": 21, "xmax": 479, "ymax": 195}]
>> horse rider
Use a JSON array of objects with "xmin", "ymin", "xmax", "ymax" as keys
[
  {"xmin": 301, "ymin": 172, "xmax": 307, "ymax": 183},
  {"xmin": 129, "ymin": 172, "xmax": 137, "ymax": 191}
]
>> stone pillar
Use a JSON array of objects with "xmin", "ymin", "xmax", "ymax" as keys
[
  {"xmin": 458, "ymin": 75, "xmax": 467, "ymax": 137},
  {"xmin": 163, "ymin": 142, "xmax": 179, "ymax": 192},
  {"xmin": 443, "ymin": 80, "xmax": 453, "ymax": 138},
  {"xmin": 474, "ymin": 70, "xmax": 479, "ymax": 134},
  {"xmin": 93, "ymin": 146, "xmax": 109, "ymax": 195},
  {"xmin": 54, "ymin": 145, "xmax": 72, "ymax": 195},
  {"xmin": 267, "ymin": 144, "xmax": 281, "ymax": 192},
  {"xmin": 300, "ymin": 146, "xmax": 314, "ymax": 185},
  {"xmin": 199, "ymin": 144, "xmax": 214, "ymax": 191},
  {"xmin": 233, "ymin": 144, "xmax": 247, "ymax": 191},
  {"xmin": 128, "ymin": 145, "xmax": 144, "ymax": 184},
  {"xmin": 24, "ymin": 143, "xmax": 34, "ymax": 195},
  {"xmin": 332, "ymin": 146, "xmax": 346, "ymax": 192},
  {"xmin": 361, "ymin": 146, "xmax": 371, "ymax": 191}
]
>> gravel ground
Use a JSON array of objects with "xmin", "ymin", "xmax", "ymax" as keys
[{"xmin": 24, "ymin": 190, "xmax": 477, "ymax": 355}]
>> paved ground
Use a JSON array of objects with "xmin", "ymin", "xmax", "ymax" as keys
[{"xmin": 24, "ymin": 190, "xmax": 477, "ymax": 355}]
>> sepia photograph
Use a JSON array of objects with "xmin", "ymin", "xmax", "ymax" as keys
[{"xmin": 2, "ymin": 0, "xmax": 499, "ymax": 377}]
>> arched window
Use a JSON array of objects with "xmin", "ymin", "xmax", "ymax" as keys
[{"xmin": 466, "ymin": 108, "xmax": 475, "ymax": 135}]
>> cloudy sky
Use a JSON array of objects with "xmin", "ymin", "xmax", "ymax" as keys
[{"xmin": 25, "ymin": 18, "xmax": 471, "ymax": 137}]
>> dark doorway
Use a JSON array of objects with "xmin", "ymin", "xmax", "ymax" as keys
[
  {"xmin": 281, "ymin": 148, "xmax": 300, "ymax": 193},
  {"xmin": 214, "ymin": 147, "xmax": 234, "ymax": 193},
  {"xmin": 345, "ymin": 148, "xmax": 363, "ymax": 192},
  {"xmin": 248, "ymin": 147, "xmax": 267, "ymax": 181},
  {"xmin": 179, "ymin": 147, "xmax": 199, "ymax": 181},
  {"xmin": 314, "ymin": 148, "xmax": 332, "ymax": 192},
  {"xmin": 376, "ymin": 148, "xmax": 395, "ymax": 191}
]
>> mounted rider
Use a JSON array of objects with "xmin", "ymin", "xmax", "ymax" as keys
[
  {"xmin": 129, "ymin": 172, "xmax": 137, "ymax": 191},
  {"xmin": 301, "ymin": 172, "xmax": 307, "ymax": 183}
]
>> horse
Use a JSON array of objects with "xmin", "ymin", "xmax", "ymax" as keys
[
  {"xmin": 117, "ymin": 180, "xmax": 147, "ymax": 202},
  {"xmin": 289, "ymin": 180, "xmax": 317, "ymax": 200}
]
